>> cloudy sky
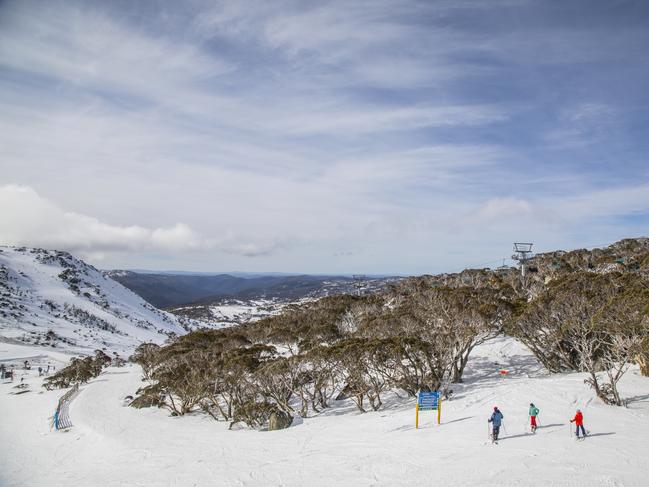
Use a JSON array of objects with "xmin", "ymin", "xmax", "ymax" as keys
[{"xmin": 1, "ymin": 0, "xmax": 648, "ymax": 274}]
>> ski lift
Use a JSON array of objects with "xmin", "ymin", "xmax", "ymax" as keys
[{"xmin": 513, "ymin": 243, "xmax": 533, "ymax": 253}]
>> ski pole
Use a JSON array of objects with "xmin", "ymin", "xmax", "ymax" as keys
[{"xmin": 501, "ymin": 420, "xmax": 508, "ymax": 436}]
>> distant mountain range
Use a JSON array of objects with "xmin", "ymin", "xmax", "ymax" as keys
[
  {"xmin": 126, "ymin": 269, "xmax": 354, "ymax": 278},
  {"xmin": 104, "ymin": 271, "xmax": 400, "ymax": 309}
]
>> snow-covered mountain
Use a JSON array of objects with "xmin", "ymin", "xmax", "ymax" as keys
[{"xmin": 0, "ymin": 247, "xmax": 187, "ymax": 354}]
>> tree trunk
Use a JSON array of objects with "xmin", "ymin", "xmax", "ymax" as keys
[{"xmin": 636, "ymin": 353, "xmax": 649, "ymax": 376}]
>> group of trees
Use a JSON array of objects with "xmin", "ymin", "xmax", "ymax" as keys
[
  {"xmin": 43, "ymin": 350, "xmax": 113, "ymax": 390},
  {"xmin": 508, "ymin": 271, "xmax": 649, "ymax": 405},
  {"xmin": 128, "ymin": 238, "xmax": 649, "ymax": 426},
  {"xmin": 129, "ymin": 287, "xmax": 513, "ymax": 428}
]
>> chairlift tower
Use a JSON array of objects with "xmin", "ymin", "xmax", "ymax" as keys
[
  {"xmin": 512, "ymin": 242, "xmax": 534, "ymax": 277},
  {"xmin": 352, "ymin": 275, "xmax": 366, "ymax": 296}
]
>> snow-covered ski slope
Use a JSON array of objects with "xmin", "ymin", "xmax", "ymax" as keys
[
  {"xmin": 1, "ymin": 337, "xmax": 648, "ymax": 487},
  {"xmin": 0, "ymin": 247, "xmax": 186, "ymax": 354}
]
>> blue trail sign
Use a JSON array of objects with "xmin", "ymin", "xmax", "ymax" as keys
[
  {"xmin": 416, "ymin": 391, "xmax": 441, "ymax": 428},
  {"xmin": 418, "ymin": 391, "xmax": 440, "ymax": 410}
]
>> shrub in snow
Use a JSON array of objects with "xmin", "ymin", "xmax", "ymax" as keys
[{"xmin": 43, "ymin": 350, "xmax": 112, "ymax": 390}]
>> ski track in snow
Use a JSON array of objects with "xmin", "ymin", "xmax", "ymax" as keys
[{"xmin": 1, "ymin": 337, "xmax": 649, "ymax": 486}]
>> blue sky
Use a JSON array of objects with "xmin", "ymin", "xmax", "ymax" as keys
[{"xmin": 1, "ymin": 0, "xmax": 648, "ymax": 274}]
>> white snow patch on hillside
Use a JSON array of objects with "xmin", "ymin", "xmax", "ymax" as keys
[
  {"xmin": 171, "ymin": 298, "xmax": 315, "ymax": 328},
  {"xmin": 1, "ymin": 337, "xmax": 648, "ymax": 486},
  {"xmin": 208, "ymin": 298, "xmax": 307, "ymax": 324}
]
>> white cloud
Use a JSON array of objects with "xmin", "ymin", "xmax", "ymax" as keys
[
  {"xmin": 0, "ymin": 185, "xmax": 269, "ymax": 259},
  {"xmin": 193, "ymin": 0, "xmax": 498, "ymax": 91},
  {"xmin": 0, "ymin": 1, "xmax": 231, "ymax": 106},
  {"xmin": 476, "ymin": 197, "xmax": 534, "ymax": 220},
  {"xmin": 268, "ymin": 105, "xmax": 507, "ymax": 136},
  {"xmin": 549, "ymin": 183, "xmax": 649, "ymax": 220}
]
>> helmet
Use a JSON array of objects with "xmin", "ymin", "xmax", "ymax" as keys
[
  {"xmin": 530, "ymin": 403, "xmax": 534, "ymax": 406},
  {"xmin": 493, "ymin": 406, "xmax": 498, "ymax": 411},
  {"xmin": 577, "ymin": 409, "xmax": 581, "ymax": 412}
]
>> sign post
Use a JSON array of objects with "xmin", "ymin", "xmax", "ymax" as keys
[{"xmin": 416, "ymin": 391, "xmax": 442, "ymax": 428}]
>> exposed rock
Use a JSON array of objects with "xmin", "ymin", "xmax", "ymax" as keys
[{"xmin": 268, "ymin": 411, "xmax": 293, "ymax": 431}]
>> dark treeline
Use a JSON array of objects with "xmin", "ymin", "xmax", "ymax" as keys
[{"xmin": 129, "ymin": 238, "xmax": 649, "ymax": 428}]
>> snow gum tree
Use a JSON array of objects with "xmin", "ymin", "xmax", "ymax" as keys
[
  {"xmin": 43, "ymin": 350, "xmax": 111, "ymax": 390},
  {"xmin": 363, "ymin": 285, "xmax": 511, "ymax": 385},
  {"xmin": 423, "ymin": 287, "xmax": 512, "ymax": 383},
  {"xmin": 509, "ymin": 272, "xmax": 649, "ymax": 405},
  {"xmin": 130, "ymin": 343, "xmax": 161, "ymax": 381}
]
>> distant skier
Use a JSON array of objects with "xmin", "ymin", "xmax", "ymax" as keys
[
  {"xmin": 38, "ymin": 366, "xmax": 43, "ymax": 377},
  {"xmin": 488, "ymin": 406, "xmax": 504, "ymax": 442},
  {"xmin": 529, "ymin": 403, "xmax": 540, "ymax": 433},
  {"xmin": 570, "ymin": 409, "xmax": 586, "ymax": 439}
]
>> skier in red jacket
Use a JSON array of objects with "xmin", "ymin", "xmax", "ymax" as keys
[{"xmin": 570, "ymin": 409, "xmax": 586, "ymax": 438}]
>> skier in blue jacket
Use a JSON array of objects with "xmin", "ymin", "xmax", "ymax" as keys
[{"xmin": 488, "ymin": 406, "xmax": 504, "ymax": 442}]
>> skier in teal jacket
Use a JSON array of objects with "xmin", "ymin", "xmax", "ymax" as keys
[{"xmin": 529, "ymin": 403, "xmax": 539, "ymax": 433}]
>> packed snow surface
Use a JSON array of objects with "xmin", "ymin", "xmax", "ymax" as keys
[
  {"xmin": 1, "ymin": 337, "xmax": 648, "ymax": 487},
  {"xmin": 207, "ymin": 298, "xmax": 308, "ymax": 324},
  {"xmin": 170, "ymin": 297, "xmax": 314, "ymax": 327}
]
